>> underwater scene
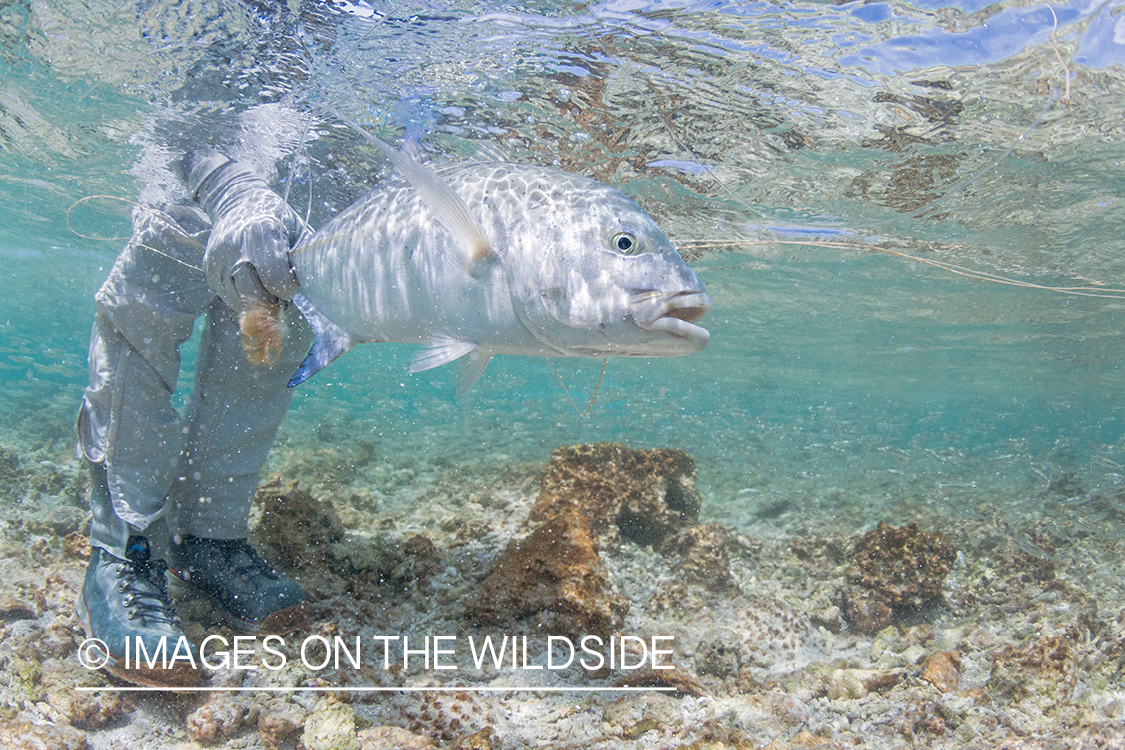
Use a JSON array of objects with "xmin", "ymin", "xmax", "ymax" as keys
[{"xmin": 1, "ymin": 0, "xmax": 1125, "ymax": 747}]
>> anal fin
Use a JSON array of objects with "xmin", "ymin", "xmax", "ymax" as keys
[{"xmin": 289, "ymin": 293, "xmax": 355, "ymax": 387}]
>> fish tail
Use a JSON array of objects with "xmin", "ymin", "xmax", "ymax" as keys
[{"xmin": 240, "ymin": 298, "xmax": 286, "ymax": 366}]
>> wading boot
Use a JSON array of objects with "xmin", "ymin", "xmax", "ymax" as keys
[
  {"xmin": 168, "ymin": 536, "xmax": 305, "ymax": 635},
  {"xmin": 75, "ymin": 536, "xmax": 202, "ymax": 688}
]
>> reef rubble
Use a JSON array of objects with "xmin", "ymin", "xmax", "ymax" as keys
[{"xmin": 0, "ymin": 438, "xmax": 1122, "ymax": 749}]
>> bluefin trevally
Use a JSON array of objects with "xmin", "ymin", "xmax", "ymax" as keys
[{"xmin": 281, "ymin": 145, "xmax": 711, "ymax": 395}]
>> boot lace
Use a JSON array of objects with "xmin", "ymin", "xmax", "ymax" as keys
[{"xmin": 117, "ymin": 544, "xmax": 180, "ymax": 627}]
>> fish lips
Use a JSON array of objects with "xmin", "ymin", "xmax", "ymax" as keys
[{"xmin": 631, "ymin": 290, "xmax": 712, "ymax": 353}]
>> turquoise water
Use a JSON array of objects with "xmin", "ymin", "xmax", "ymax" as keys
[{"xmin": 1, "ymin": 0, "xmax": 1124, "ymax": 539}]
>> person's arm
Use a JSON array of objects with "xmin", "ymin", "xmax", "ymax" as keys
[{"xmin": 174, "ymin": 152, "xmax": 305, "ymax": 316}]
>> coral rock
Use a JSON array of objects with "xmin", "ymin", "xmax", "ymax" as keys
[
  {"xmin": 254, "ymin": 477, "xmax": 345, "ymax": 572},
  {"xmin": 303, "ymin": 697, "xmax": 360, "ymax": 750},
  {"xmin": 530, "ymin": 442, "xmax": 701, "ymax": 548},
  {"xmin": 357, "ymin": 725, "xmax": 437, "ymax": 750},
  {"xmin": 465, "ymin": 510, "xmax": 627, "ymax": 638},
  {"xmin": 259, "ymin": 698, "xmax": 310, "ymax": 750},
  {"xmin": 695, "ymin": 630, "xmax": 743, "ymax": 677},
  {"xmin": 390, "ymin": 688, "xmax": 497, "ymax": 745},
  {"xmin": 840, "ymin": 522, "xmax": 957, "ymax": 634},
  {"xmin": 186, "ymin": 692, "xmax": 258, "ymax": 743},
  {"xmin": 827, "ymin": 667, "xmax": 905, "ymax": 700},
  {"xmin": 450, "ymin": 726, "xmax": 495, "ymax": 749},
  {"xmin": 920, "ymin": 650, "xmax": 961, "ymax": 693},
  {"xmin": 662, "ymin": 523, "xmax": 737, "ymax": 592},
  {"xmin": 0, "ymin": 717, "xmax": 88, "ymax": 750}
]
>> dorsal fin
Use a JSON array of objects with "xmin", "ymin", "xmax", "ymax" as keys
[{"xmin": 333, "ymin": 109, "xmax": 495, "ymax": 276}]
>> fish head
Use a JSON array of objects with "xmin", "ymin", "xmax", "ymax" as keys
[{"xmin": 502, "ymin": 168, "xmax": 711, "ymax": 357}]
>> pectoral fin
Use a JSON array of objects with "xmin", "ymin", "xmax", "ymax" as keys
[
  {"xmin": 408, "ymin": 335, "xmax": 492, "ymax": 396},
  {"xmin": 289, "ymin": 293, "xmax": 355, "ymax": 387},
  {"xmin": 408, "ymin": 335, "xmax": 477, "ymax": 373}
]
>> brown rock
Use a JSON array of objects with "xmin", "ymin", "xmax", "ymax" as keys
[
  {"xmin": 531, "ymin": 442, "xmax": 701, "ymax": 548},
  {"xmin": 61, "ymin": 532, "xmax": 91, "ymax": 562},
  {"xmin": 465, "ymin": 510, "xmax": 627, "ymax": 639},
  {"xmin": 662, "ymin": 523, "xmax": 737, "ymax": 592},
  {"xmin": 259, "ymin": 698, "xmax": 310, "ymax": 750},
  {"xmin": 45, "ymin": 667, "xmax": 130, "ymax": 729},
  {"xmin": 254, "ymin": 476, "xmax": 345, "ymax": 572},
  {"xmin": 920, "ymin": 650, "xmax": 961, "ymax": 693},
  {"xmin": 840, "ymin": 522, "xmax": 957, "ymax": 634},
  {"xmin": 186, "ymin": 692, "xmax": 258, "ymax": 743}
]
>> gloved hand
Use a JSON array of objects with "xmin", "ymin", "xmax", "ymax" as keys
[{"xmin": 186, "ymin": 154, "xmax": 304, "ymax": 313}]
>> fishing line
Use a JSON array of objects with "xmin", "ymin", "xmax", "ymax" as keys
[
  {"xmin": 679, "ymin": 239, "xmax": 1125, "ymax": 299},
  {"xmin": 284, "ymin": 7, "xmax": 392, "ymax": 226},
  {"xmin": 546, "ymin": 357, "xmax": 608, "ymax": 416},
  {"xmin": 65, "ymin": 195, "xmax": 206, "ymax": 272}
]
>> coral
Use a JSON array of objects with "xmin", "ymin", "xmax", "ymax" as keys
[
  {"xmin": 893, "ymin": 696, "xmax": 952, "ymax": 738},
  {"xmin": 390, "ymin": 687, "xmax": 497, "ymax": 745},
  {"xmin": 254, "ymin": 476, "xmax": 346, "ymax": 573},
  {"xmin": 991, "ymin": 722, "xmax": 1125, "ymax": 749},
  {"xmin": 0, "ymin": 446, "xmax": 22, "ymax": 500},
  {"xmin": 258, "ymin": 698, "xmax": 310, "ymax": 750},
  {"xmin": 43, "ymin": 662, "xmax": 128, "ymax": 730},
  {"xmin": 465, "ymin": 509, "xmax": 627, "ymax": 638},
  {"xmin": 662, "ymin": 523, "xmax": 737, "ymax": 593},
  {"xmin": 826, "ymin": 667, "xmax": 904, "ymax": 700},
  {"xmin": 303, "ymin": 696, "xmax": 360, "ymax": 750},
  {"xmin": 530, "ymin": 442, "xmax": 701, "ymax": 548},
  {"xmin": 738, "ymin": 597, "xmax": 814, "ymax": 673},
  {"xmin": 253, "ymin": 476, "xmax": 441, "ymax": 598},
  {"xmin": 839, "ymin": 522, "xmax": 957, "ymax": 634},
  {"xmin": 186, "ymin": 692, "xmax": 259, "ymax": 743},
  {"xmin": 449, "ymin": 726, "xmax": 494, "ymax": 749},
  {"xmin": 695, "ymin": 630, "xmax": 743, "ymax": 678}
]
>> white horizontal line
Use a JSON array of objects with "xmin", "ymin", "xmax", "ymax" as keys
[{"xmin": 77, "ymin": 685, "xmax": 676, "ymax": 693}]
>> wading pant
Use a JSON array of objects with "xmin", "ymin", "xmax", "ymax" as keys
[{"xmin": 77, "ymin": 204, "xmax": 311, "ymax": 560}]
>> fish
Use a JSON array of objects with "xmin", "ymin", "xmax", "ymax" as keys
[{"xmin": 285, "ymin": 145, "xmax": 712, "ymax": 395}]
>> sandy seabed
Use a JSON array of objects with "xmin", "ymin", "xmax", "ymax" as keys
[{"xmin": 0, "ymin": 418, "xmax": 1124, "ymax": 750}]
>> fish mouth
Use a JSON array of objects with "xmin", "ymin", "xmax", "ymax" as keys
[{"xmin": 632, "ymin": 290, "xmax": 713, "ymax": 349}]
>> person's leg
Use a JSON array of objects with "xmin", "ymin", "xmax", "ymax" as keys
[
  {"xmin": 75, "ymin": 205, "xmax": 213, "ymax": 687},
  {"xmin": 167, "ymin": 295, "xmax": 311, "ymax": 635}
]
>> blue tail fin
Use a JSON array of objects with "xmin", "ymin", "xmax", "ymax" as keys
[{"xmin": 289, "ymin": 293, "xmax": 355, "ymax": 387}]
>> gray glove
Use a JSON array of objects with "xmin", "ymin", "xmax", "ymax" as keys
[{"xmin": 186, "ymin": 154, "xmax": 303, "ymax": 313}]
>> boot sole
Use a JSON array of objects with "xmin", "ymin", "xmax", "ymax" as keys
[
  {"xmin": 166, "ymin": 572, "xmax": 306, "ymax": 636},
  {"xmin": 75, "ymin": 585, "xmax": 202, "ymax": 690}
]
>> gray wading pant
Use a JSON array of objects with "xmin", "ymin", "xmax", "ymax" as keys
[{"xmin": 77, "ymin": 204, "xmax": 312, "ymax": 561}]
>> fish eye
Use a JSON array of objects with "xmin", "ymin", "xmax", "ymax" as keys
[{"xmin": 611, "ymin": 231, "xmax": 641, "ymax": 255}]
